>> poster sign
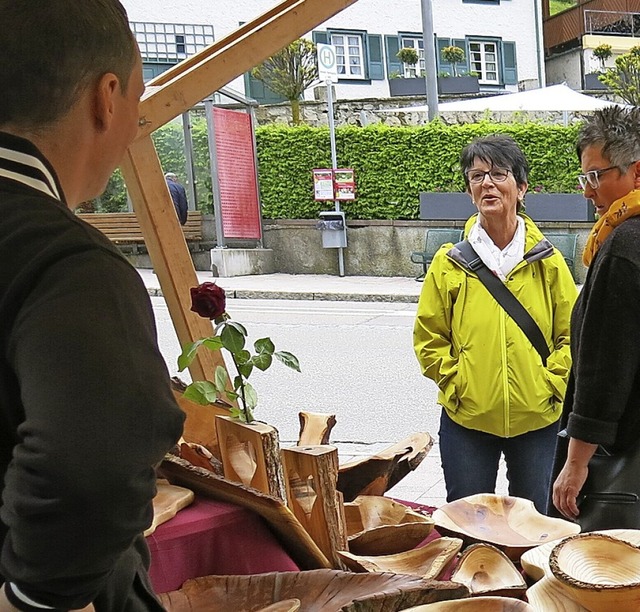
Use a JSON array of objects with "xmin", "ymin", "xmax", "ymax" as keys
[
  {"xmin": 334, "ymin": 168, "xmax": 356, "ymax": 200},
  {"xmin": 313, "ymin": 168, "xmax": 356, "ymax": 201},
  {"xmin": 313, "ymin": 169, "xmax": 335, "ymax": 200}
]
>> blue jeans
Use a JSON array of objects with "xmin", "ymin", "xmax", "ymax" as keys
[{"xmin": 438, "ymin": 410, "xmax": 559, "ymax": 513}]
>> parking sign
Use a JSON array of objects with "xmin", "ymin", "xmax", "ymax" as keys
[{"xmin": 317, "ymin": 43, "xmax": 338, "ymax": 82}]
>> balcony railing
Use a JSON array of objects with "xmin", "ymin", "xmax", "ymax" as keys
[{"xmin": 544, "ymin": 0, "xmax": 640, "ymax": 53}]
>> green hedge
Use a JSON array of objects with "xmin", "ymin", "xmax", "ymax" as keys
[
  {"xmin": 95, "ymin": 119, "xmax": 582, "ymax": 219},
  {"xmin": 255, "ymin": 122, "xmax": 582, "ymax": 220}
]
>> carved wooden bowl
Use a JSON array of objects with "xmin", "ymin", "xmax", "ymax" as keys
[
  {"xmin": 432, "ymin": 494, "xmax": 580, "ymax": 561},
  {"xmin": 344, "ymin": 495, "xmax": 435, "ymax": 555},
  {"xmin": 400, "ymin": 596, "xmax": 535, "ymax": 611},
  {"xmin": 549, "ymin": 533, "xmax": 640, "ymax": 612},
  {"xmin": 450, "ymin": 543, "xmax": 526, "ymax": 598},
  {"xmin": 337, "ymin": 536, "xmax": 462, "ymax": 580}
]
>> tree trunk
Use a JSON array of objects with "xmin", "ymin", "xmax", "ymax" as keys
[{"xmin": 291, "ymin": 98, "xmax": 301, "ymax": 124}]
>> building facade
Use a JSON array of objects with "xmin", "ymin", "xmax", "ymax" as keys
[{"xmin": 121, "ymin": 0, "xmax": 545, "ymax": 102}]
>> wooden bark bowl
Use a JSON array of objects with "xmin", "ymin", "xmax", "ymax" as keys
[
  {"xmin": 337, "ymin": 536, "xmax": 462, "ymax": 580},
  {"xmin": 549, "ymin": 533, "xmax": 640, "ymax": 612},
  {"xmin": 450, "ymin": 543, "xmax": 526, "ymax": 598},
  {"xmin": 159, "ymin": 569, "xmax": 470, "ymax": 611},
  {"xmin": 344, "ymin": 495, "xmax": 435, "ymax": 555},
  {"xmin": 433, "ymin": 494, "xmax": 580, "ymax": 561},
  {"xmin": 400, "ymin": 597, "xmax": 535, "ymax": 611}
]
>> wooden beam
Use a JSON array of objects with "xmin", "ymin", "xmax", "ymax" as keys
[
  {"xmin": 135, "ymin": 0, "xmax": 358, "ymax": 139},
  {"xmin": 120, "ymin": 137, "xmax": 225, "ymax": 381}
]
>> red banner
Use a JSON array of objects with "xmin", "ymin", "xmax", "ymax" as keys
[{"xmin": 212, "ymin": 108, "xmax": 262, "ymax": 239}]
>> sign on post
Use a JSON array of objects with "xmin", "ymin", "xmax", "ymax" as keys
[{"xmin": 317, "ymin": 43, "xmax": 338, "ymax": 82}]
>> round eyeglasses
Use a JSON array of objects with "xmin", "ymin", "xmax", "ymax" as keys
[
  {"xmin": 577, "ymin": 166, "xmax": 618, "ymax": 190},
  {"xmin": 466, "ymin": 168, "xmax": 511, "ymax": 185}
]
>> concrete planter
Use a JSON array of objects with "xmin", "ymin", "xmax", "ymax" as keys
[
  {"xmin": 584, "ymin": 73, "xmax": 607, "ymax": 90},
  {"xmin": 437, "ymin": 75, "xmax": 480, "ymax": 95},
  {"xmin": 388, "ymin": 77, "xmax": 426, "ymax": 97},
  {"xmin": 388, "ymin": 76, "xmax": 481, "ymax": 97}
]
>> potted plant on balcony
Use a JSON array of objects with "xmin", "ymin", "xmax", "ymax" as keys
[
  {"xmin": 438, "ymin": 46, "xmax": 480, "ymax": 94},
  {"xmin": 388, "ymin": 47, "xmax": 426, "ymax": 97},
  {"xmin": 585, "ymin": 44, "xmax": 611, "ymax": 90}
]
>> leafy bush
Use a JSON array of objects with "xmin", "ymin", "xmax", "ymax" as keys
[
  {"xmin": 256, "ymin": 121, "xmax": 582, "ymax": 220},
  {"xmin": 93, "ymin": 119, "xmax": 582, "ymax": 221}
]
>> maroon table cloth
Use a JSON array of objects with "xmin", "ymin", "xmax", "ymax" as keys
[{"xmin": 146, "ymin": 496, "xmax": 299, "ymax": 593}]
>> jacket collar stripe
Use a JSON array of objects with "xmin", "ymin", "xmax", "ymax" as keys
[{"xmin": 0, "ymin": 144, "xmax": 61, "ymax": 201}]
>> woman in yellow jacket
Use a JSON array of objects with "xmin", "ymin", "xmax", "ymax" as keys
[{"xmin": 413, "ymin": 135, "xmax": 577, "ymax": 512}]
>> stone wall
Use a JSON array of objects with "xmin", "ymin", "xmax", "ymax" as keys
[
  {"xmin": 124, "ymin": 214, "xmax": 591, "ymax": 282},
  {"xmin": 248, "ymin": 88, "xmax": 605, "ymax": 128}
]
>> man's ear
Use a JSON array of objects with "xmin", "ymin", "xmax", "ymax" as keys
[{"xmin": 93, "ymin": 73, "xmax": 120, "ymax": 132}]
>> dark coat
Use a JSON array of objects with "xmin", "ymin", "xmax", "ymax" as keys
[{"xmin": 167, "ymin": 178, "xmax": 188, "ymax": 225}]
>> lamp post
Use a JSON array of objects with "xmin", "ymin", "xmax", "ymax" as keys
[{"xmin": 420, "ymin": 0, "xmax": 439, "ymax": 121}]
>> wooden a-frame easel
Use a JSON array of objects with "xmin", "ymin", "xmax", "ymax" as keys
[{"xmin": 120, "ymin": 0, "xmax": 357, "ymax": 382}]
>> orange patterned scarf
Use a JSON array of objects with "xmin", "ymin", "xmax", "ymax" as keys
[{"xmin": 583, "ymin": 189, "xmax": 640, "ymax": 267}]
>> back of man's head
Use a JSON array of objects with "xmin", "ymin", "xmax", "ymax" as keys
[{"xmin": 0, "ymin": 0, "xmax": 136, "ymax": 131}]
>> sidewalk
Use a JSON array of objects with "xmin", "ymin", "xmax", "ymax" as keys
[{"xmin": 137, "ymin": 269, "xmax": 423, "ymax": 303}]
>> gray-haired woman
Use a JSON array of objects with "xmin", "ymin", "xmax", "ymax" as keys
[{"xmin": 552, "ymin": 106, "xmax": 640, "ymax": 528}]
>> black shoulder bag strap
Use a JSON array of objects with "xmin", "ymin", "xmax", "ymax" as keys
[{"xmin": 456, "ymin": 239, "xmax": 551, "ymax": 366}]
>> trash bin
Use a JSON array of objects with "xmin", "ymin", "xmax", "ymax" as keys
[{"xmin": 316, "ymin": 211, "xmax": 347, "ymax": 248}]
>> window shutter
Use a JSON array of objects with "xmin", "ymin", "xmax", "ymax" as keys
[
  {"xmin": 366, "ymin": 34, "xmax": 384, "ymax": 80},
  {"xmin": 501, "ymin": 41, "xmax": 518, "ymax": 85},
  {"xmin": 436, "ymin": 37, "xmax": 452, "ymax": 75},
  {"xmin": 312, "ymin": 31, "xmax": 329, "ymax": 45},
  {"xmin": 453, "ymin": 38, "xmax": 470, "ymax": 74},
  {"xmin": 385, "ymin": 35, "xmax": 403, "ymax": 77}
]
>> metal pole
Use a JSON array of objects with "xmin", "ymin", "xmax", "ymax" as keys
[
  {"xmin": 182, "ymin": 111, "xmax": 197, "ymax": 211},
  {"xmin": 420, "ymin": 0, "xmax": 439, "ymax": 121},
  {"xmin": 326, "ymin": 78, "xmax": 345, "ymax": 277},
  {"xmin": 204, "ymin": 99, "xmax": 226, "ymax": 248}
]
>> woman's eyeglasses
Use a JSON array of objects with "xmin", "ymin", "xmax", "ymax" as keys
[
  {"xmin": 577, "ymin": 166, "xmax": 618, "ymax": 190},
  {"xmin": 466, "ymin": 168, "xmax": 511, "ymax": 184}
]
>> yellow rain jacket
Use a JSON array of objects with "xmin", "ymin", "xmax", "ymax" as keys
[{"xmin": 413, "ymin": 214, "xmax": 577, "ymax": 438}]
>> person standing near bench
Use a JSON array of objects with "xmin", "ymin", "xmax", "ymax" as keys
[
  {"xmin": 0, "ymin": 1, "xmax": 185, "ymax": 610},
  {"xmin": 165, "ymin": 172, "xmax": 188, "ymax": 226},
  {"xmin": 413, "ymin": 135, "xmax": 577, "ymax": 512}
]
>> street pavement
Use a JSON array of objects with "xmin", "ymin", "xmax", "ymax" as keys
[{"xmin": 137, "ymin": 268, "xmax": 509, "ymax": 507}]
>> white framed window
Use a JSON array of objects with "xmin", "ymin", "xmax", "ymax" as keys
[
  {"xmin": 331, "ymin": 33, "xmax": 365, "ymax": 79},
  {"xmin": 469, "ymin": 40, "xmax": 499, "ymax": 84},
  {"xmin": 400, "ymin": 37, "xmax": 424, "ymax": 78},
  {"xmin": 131, "ymin": 22, "xmax": 214, "ymax": 62}
]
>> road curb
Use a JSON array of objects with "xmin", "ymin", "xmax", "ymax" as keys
[{"xmin": 146, "ymin": 287, "xmax": 419, "ymax": 303}]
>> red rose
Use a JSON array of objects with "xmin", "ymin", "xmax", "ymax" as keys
[{"xmin": 190, "ymin": 282, "xmax": 226, "ymax": 320}]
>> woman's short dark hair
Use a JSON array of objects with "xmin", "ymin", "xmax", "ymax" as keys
[
  {"xmin": 0, "ymin": 0, "xmax": 137, "ymax": 130},
  {"xmin": 460, "ymin": 135, "xmax": 529, "ymax": 190}
]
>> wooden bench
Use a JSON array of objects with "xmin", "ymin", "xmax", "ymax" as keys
[{"xmin": 77, "ymin": 211, "xmax": 203, "ymax": 244}]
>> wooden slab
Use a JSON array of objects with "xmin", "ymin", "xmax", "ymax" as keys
[
  {"xmin": 158, "ymin": 569, "xmax": 470, "ymax": 612},
  {"xmin": 144, "ymin": 481, "xmax": 195, "ymax": 537},
  {"xmin": 158, "ymin": 454, "xmax": 331, "ymax": 570},
  {"xmin": 526, "ymin": 576, "xmax": 588, "ymax": 612}
]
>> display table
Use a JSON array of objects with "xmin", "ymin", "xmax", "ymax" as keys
[{"xmin": 147, "ymin": 496, "xmax": 299, "ymax": 593}]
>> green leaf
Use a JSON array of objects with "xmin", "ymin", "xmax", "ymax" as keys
[
  {"xmin": 243, "ymin": 382, "xmax": 258, "ymax": 410},
  {"xmin": 202, "ymin": 336, "xmax": 224, "ymax": 352},
  {"xmin": 226, "ymin": 321, "xmax": 248, "ymax": 336},
  {"xmin": 238, "ymin": 362, "xmax": 253, "ymax": 379},
  {"xmin": 221, "ymin": 324, "xmax": 246, "ymax": 353},
  {"xmin": 275, "ymin": 350, "xmax": 301, "ymax": 372},
  {"xmin": 229, "ymin": 406, "xmax": 248, "ymax": 422},
  {"xmin": 183, "ymin": 381, "xmax": 219, "ymax": 405},
  {"xmin": 254, "ymin": 337, "xmax": 275, "ymax": 355},
  {"xmin": 235, "ymin": 349, "xmax": 252, "ymax": 365},
  {"xmin": 214, "ymin": 365, "xmax": 229, "ymax": 393},
  {"xmin": 225, "ymin": 390, "xmax": 239, "ymax": 401},
  {"xmin": 177, "ymin": 339, "xmax": 205, "ymax": 371},
  {"xmin": 252, "ymin": 352, "xmax": 273, "ymax": 371}
]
